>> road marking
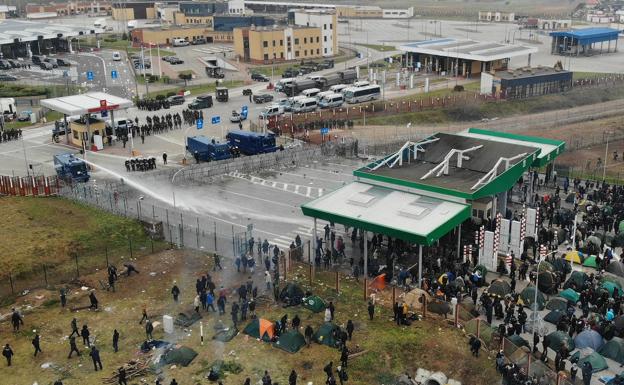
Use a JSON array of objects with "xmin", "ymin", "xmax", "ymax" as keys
[
  {"xmin": 318, "ymin": 188, "xmax": 324, "ymax": 197},
  {"xmin": 306, "ymin": 186, "xmax": 312, "ymax": 197},
  {"xmin": 271, "ymin": 181, "xmax": 277, "ymax": 188},
  {"xmin": 294, "ymin": 185, "xmax": 300, "ymax": 194}
]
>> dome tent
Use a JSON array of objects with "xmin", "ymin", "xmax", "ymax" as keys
[
  {"xmin": 274, "ymin": 330, "xmax": 306, "ymax": 353},
  {"xmin": 313, "ymin": 322, "xmax": 341, "ymax": 348},
  {"xmin": 243, "ymin": 318, "xmax": 276, "ymax": 342},
  {"xmin": 574, "ymin": 330, "xmax": 604, "ymax": 351},
  {"xmin": 302, "ymin": 295, "xmax": 326, "ymax": 313},
  {"xmin": 598, "ymin": 337, "xmax": 624, "ymax": 364}
]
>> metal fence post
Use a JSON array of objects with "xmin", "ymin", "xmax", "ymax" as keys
[
  {"xmin": 129, "ymin": 238, "xmax": 133, "ymax": 259},
  {"xmin": 231, "ymin": 225, "xmax": 235, "ymax": 256},
  {"xmin": 74, "ymin": 253, "xmax": 79, "ymax": 279},
  {"xmin": 152, "ymin": 204, "xmax": 155, "ymax": 219},
  {"xmin": 214, "ymin": 221, "xmax": 218, "ymax": 252},
  {"xmin": 9, "ymin": 272, "xmax": 14, "ymax": 294},
  {"xmin": 196, "ymin": 217, "xmax": 200, "ymax": 248},
  {"xmin": 43, "ymin": 264, "xmax": 48, "ymax": 286},
  {"xmin": 105, "ymin": 247, "xmax": 109, "ymax": 267}
]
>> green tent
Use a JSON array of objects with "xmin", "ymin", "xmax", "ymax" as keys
[
  {"xmin": 619, "ymin": 220, "xmax": 624, "ymax": 234},
  {"xmin": 545, "ymin": 331, "xmax": 575, "ymax": 353},
  {"xmin": 274, "ymin": 331, "xmax": 306, "ymax": 353},
  {"xmin": 565, "ymin": 271, "xmax": 589, "ymax": 290},
  {"xmin": 213, "ymin": 327, "xmax": 238, "ymax": 342},
  {"xmin": 602, "ymin": 281, "xmax": 620, "ymax": 297},
  {"xmin": 302, "ymin": 295, "xmax": 326, "ymax": 313},
  {"xmin": 559, "ymin": 288, "xmax": 580, "ymax": 303},
  {"xmin": 508, "ymin": 334, "xmax": 530, "ymax": 349},
  {"xmin": 544, "ymin": 310, "xmax": 565, "ymax": 325},
  {"xmin": 545, "ymin": 297, "xmax": 569, "ymax": 312},
  {"xmin": 583, "ymin": 255, "xmax": 599, "ymax": 268},
  {"xmin": 571, "ymin": 349, "xmax": 609, "ymax": 373},
  {"xmin": 519, "ymin": 286, "xmax": 546, "ymax": 311},
  {"xmin": 159, "ymin": 346, "xmax": 198, "ymax": 367},
  {"xmin": 598, "ymin": 337, "xmax": 624, "ymax": 364},
  {"xmin": 242, "ymin": 318, "xmax": 276, "ymax": 342},
  {"xmin": 313, "ymin": 322, "xmax": 341, "ymax": 348}
]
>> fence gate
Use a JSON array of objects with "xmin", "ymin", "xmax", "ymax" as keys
[{"xmin": 233, "ymin": 231, "xmax": 248, "ymax": 257}]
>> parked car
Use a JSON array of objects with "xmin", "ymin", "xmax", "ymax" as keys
[
  {"xmin": 191, "ymin": 38, "xmax": 207, "ymax": 45},
  {"xmin": 252, "ymin": 94, "xmax": 274, "ymax": 104},
  {"xmin": 7, "ymin": 59, "xmax": 20, "ymax": 68},
  {"xmin": 188, "ymin": 95, "xmax": 213, "ymax": 110},
  {"xmin": 17, "ymin": 111, "xmax": 32, "ymax": 121},
  {"xmin": 168, "ymin": 57, "xmax": 184, "ymax": 65},
  {"xmin": 0, "ymin": 74, "xmax": 18, "ymax": 81},
  {"xmin": 162, "ymin": 56, "xmax": 173, "ymax": 62},
  {"xmin": 31, "ymin": 55, "xmax": 44, "ymax": 64},
  {"xmin": 44, "ymin": 58, "xmax": 59, "ymax": 68},
  {"xmin": 242, "ymin": 88, "xmax": 253, "ymax": 96},
  {"xmin": 112, "ymin": 52, "xmax": 122, "ymax": 61},
  {"xmin": 167, "ymin": 95, "xmax": 185, "ymax": 105},
  {"xmin": 56, "ymin": 58, "xmax": 71, "ymax": 67},
  {"xmin": 39, "ymin": 62, "xmax": 53, "ymax": 70},
  {"xmin": 0, "ymin": 60, "xmax": 11, "ymax": 70},
  {"xmin": 282, "ymin": 69, "xmax": 297, "ymax": 78},
  {"xmin": 251, "ymin": 73, "xmax": 270, "ymax": 82},
  {"xmin": 229, "ymin": 109, "xmax": 247, "ymax": 123}
]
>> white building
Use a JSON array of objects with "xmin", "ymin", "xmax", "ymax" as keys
[
  {"xmin": 228, "ymin": 0, "xmax": 246, "ymax": 15},
  {"xmin": 382, "ymin": 7, "xmax": 414, "ymax": 19},
  {"xmin": 293, "ymin": 9, "xmax": 336, "ymax": 57},
  {"xmin": 478, "ymin": 10, "xmax": 515, "ymax": 22}
]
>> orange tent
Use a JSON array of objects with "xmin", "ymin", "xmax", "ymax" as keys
[
  {"xmin": 369, "ymin": 273, "xmax": 387, "ymax": 290},
  {"xmin": 259, "ymin": 318, "xmax": 275, "ymax": 340}
]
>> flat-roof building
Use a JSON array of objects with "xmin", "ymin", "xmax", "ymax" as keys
[
  {"xmin": 480, "ymin": 66, "xmax": 573, "ymax": 99},
  {"xmin": 131, "ymin": 25, "xmax": 234, "ymax": 45},
  {"xmin": 550, "ymin": 27, "xmax": 620, "ymax": 56},
  {"xmin": 234, "ymin": 25, "xmax": 322, "ymax": 63},
  {"xmin": 292, "ymin": 9, "xmax": 336, "ymax": 57},
  {"xmin": 478, "ymin": 10, "xmax": 515, "ymax": 22},
  {"xmin": 399, "ymin": 38, "xmax": 538, "ymax": 77}
]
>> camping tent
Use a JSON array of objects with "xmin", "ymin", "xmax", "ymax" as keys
[
  {"xmin": 519, "ymin": 286, "xmax": 546, "ymax": 311},
  {"xmin": 213, "ymin": 327, "xmax": 238, "ymax": 342},
  {"xmin": 538, "ymin": 271, "xmax": 558, "ymax": 294},
  {"xmin": 159, "ymin": 346, "xmax": 198, "ymax": 367},
  {"xmin": 583, "ymin": 255, "xmax": 599, "ymax": 268},
  {"xmin": 545, "ymin": 297, "xmax": 568, "ymax": 312},
  {"xmin": 598, "ymin": 337, "xmax": 624, "ymax": 364},
  {"xmin": 402, "ymin": 288, "xmax": 431, "ymax": 312},
  {"xmin": 571, "ymin": 348, "xmax": 609, "ymax": 373},
  {"xmin": 602, "ymin": 281, "xmax": 620, "ymax": 297},
  {"xmin": 544, "ymin": 310, "xmax": 565, "ymax": 325},
  {"xmin": 313, "ymin": 322, "xmax": 341, "ymax": 348},
  {"xmin": 370, "ymin": 273, "xmax": 387, "ymax": 290},
  {"xmin": 507, "ymin": 334, "xmax": 530, "ymax": 349},
  {"xmin": 574, "ymin": 330, "xmax": 604, "ymax": 351},
  {"xmin": 615, "ymin": 316, "xmax": 624, "ymax": 331},
  {"xmin": 607, "ymin": 261, "xmax": 624, "ymax": 278},
  {"xmin": 243, "ymin": 318, "xmax": 276, "ymax": 342},
  {"xmin": 565, "ymin": 271, "xmax": 589, "ymax": 290},
  {"xmin": 279, "ymin": 283, "xmax": 304, "ymax": 306},
  {"xmin": 487, "ymin": 279, "xmax": 511, "ymax": 298},
  {"xmin": 551, "ymin": 258, "xmax": 572, "ymax": 275},
  {"xmin": 175, "ymin": 310, "xmax": 202, "ymax": 327},
  {"xmin": 559, "ymin": 288, "xmax": 580, "ymax": 303},
  {"xmin": 302, "ymin": 295, "xmax": 326, "ymax": 313},
  {"xmin": 274, "ymin": 330, "xmax": 306, "ymax": 353},
  {"xmin": 545, "ymin": 331, "xmax": 575, "ymax": 353},
  {"xmin": 564, "ymin": 251, "xmax": 583, "ymax": 264}
]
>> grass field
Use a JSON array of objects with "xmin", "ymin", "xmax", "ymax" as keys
[
  {"xmin": 355, "ymin": 43, "xmax": 397, "ymax": 52},
  {"xmin": 0, "ymin": 247, "xmax": 498, "ymax": 385},
  {"xmin": 145, "ymin": 80, "xmax": 244, "ymax": 99},
  {"xmin": 0, "ymin": 83, "xmax": 80, "ymax": 98},
  {"xmin": 0, "ymin": 197, "xmax": 165, "ymax": 286}
]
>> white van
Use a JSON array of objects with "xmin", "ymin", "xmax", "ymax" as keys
[
  {"xmin": 315, "ymin": 90, "xmax": 334, "ymax": 101},
  {"xmin": 172, "ymin": 38, "xmax": 190, "ymax": 47},
  {"xmin": 353, "ymin": 80, "xmax": 370, "ymax": 88},
  {"xmin": 300, "ymin": 88, "xmax": 320, "ymax": 98},
  {"xmin": 318, "ymin": 93, "xmax": 344, "ymax": 109},
  {"xmin": 330, "ymin": 84, "xmax": 348, "ymax": 93},
  {"xmin": 306, "ymin": 74, "xmax": 322, "ymax": 81},
  {"xmin": 276, "ymin": 78, "xmax": 296, "ymax": 93},
  {"xmin": 292, "ymin": 97, "xmax": 317, "ymax": 113},
  {"xmin": 260, "ymin": 104, "xmax": 283, "ymax": 119},
  {"xmin": 112, "ymin": 52, "xmax": 122, "ymax": 61}
]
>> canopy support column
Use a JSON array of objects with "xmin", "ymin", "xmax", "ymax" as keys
[
  {"xmin": 456, "ymin": 223, "xmax": 462, "ymax": 261},
  {"xmin": 313, "ymin": 218, "xmax": 317, "ymax": 264},
  {"xmin": 418, "ymin": 244, "xmax": 423, "ymax": 288},
  {"xmin": 363, "ymin": 230, "xmax": 368, "ymax": 278}
]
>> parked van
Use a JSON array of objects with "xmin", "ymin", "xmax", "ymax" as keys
[
  {"xmin": 260, "ymin": 104, "xmax": 283, "ymax": 119},
  {"xmin": 318, "ymin": 93, "xmax": 344, "ymax": 109},
  {"xmin": 353, "ymin": 80, "xmax": 370, "ymax": 88},
  {"xmin": 172, "ymin": 38, "xmax": 189, "ymax": 47},
  {"xmin": 330, "ymin": 84, "xmax": 348, "ymax": 94},
  {"xmin": 275, "ymin": 77, "xmax": 296, "ymax": 93},
  {"xmin": 315, "ymin": 90, "xmax": 334, "ymax": 101},
  {"xmin": 300, "ymin": 88, "xmax": 320, "ymax": 98},
  {"xmin": 292, "ymin": 97, "xmax": 317, "ymax": 113}
]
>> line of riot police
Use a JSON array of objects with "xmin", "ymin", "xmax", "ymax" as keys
[{"xmin": 124, "ymin": 157, "xmax": 157, "ymax": 172}]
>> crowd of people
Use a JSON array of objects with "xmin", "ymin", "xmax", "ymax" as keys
[
  {"xmin": 124, "ymin": 157, "xmax": 158, "ymax": 172},
  {"xmin": 135, "ymin": 98, "xmax": 170, "ymax": 111},
  {"xmin": 0, "ymin": 128, "xmax": 22, "ymax": 143}
]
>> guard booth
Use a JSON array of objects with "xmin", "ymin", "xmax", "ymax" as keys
[{"xmin": 216, "ymin": 87, "xmax": 229, "ymax": 102}]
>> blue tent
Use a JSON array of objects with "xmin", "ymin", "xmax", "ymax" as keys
[{"xmin": 574, "ymin": 330, "xmax": 604, "ymax": 351}]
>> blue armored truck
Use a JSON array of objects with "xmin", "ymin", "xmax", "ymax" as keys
[
  {"xmin": 53, "ymin": 153, "xmax": 90, "ymax": 183},
  {"xmin": 225, "ymin": 130, "xmax": 277, "ymax": 156},
  {"xmin": 186, "ymin": 136, "xmax": 232, "ymax": 162}
]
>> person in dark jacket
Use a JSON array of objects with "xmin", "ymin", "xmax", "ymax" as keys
[
  {"xmin": 113, "ymin": 329, "xmax": 120, "ymax": 352},
  {"xmin": 368, "ymin": 301, "xmax": 375, "ymax": 320},
  {"xmin": 81, "ymin": 325, "xmax": 91, "ymax": 346},
  {"xmin": 171, "ymin": 283, "xmax": 180, "ymax": 302},
  {"xmin": 346, "ymin": 320, "xmax": 354, "ymax": 340},
  {"xmin": 11, "ymin": 308, "xmax": 23, "ymax": 332},
  {"xmin": 2, "ymin": 344, "xmax": 13, "ymax": 366},
  {"xmin": 146, "ymin": 320, "xmax": 154, "ymax": 340},
  {"xmin": 32, "ymin": 333, "xmax": 42, "ymax": 356},
  {"xmin": 68, "ymin": 336, "xmax": 80, "ymax": 358},
  {"xmin": 89, "ymin": 346, "xmax": 103, "ymax": 371},
  {"xmin": 118, "ymin": 367, "xmax": 128, "ymax": 385},
  {"xmin": 289, "ymin": 369, "xmax": 298, "ymax": 385},
  {"xmin": 89, "ymin": 291, "xmax": 99, "ymax": 310}
]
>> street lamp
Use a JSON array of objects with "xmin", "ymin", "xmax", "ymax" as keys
[{"xmin": 171, "ymin": 167, "xmax": 185, "ymax": 209}]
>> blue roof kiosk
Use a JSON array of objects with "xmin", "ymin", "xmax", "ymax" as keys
[{"xmin": 550, "ymin": 27, "xmax": 620, "ymax": 56}]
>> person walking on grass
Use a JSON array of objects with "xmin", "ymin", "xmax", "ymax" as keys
[
  {"xmin": 32, "ymin": 333, "xmax": 42, "ymax": 356},
  {"xmin": 2, "ymin": 344, "xmax": 13, "ymax": 366},
  {"xmin": 89, "ymin": 346, "xmax": 102, "ymax": 371}
]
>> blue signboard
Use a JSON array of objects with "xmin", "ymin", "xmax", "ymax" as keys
[
  {"xmin": 196, "ymin": 118, "xmax": 203, "ymax": 129},
  {"xmin": 111, "ymin": 70, "xmax": 118, "ymax": 79},
  {"xmin": 211, "ymin": 116, "xmax": 221, "ymax": 125},
  {"xmin": 241, "ymin": 105, "xmax": 248, "ymax": 119},
  {"xmin": 87, "ymin": 71, "xmax": 94, "ymax": 81},
  {"xmin": 241, "ymin": 105, "xmax": 248, "ymax": 112},
  {"xmin": 101, "ymin": 110, "xmax": 108, "ymax": 118},
  {"xmin": 320, "ymin": 127, "xmax": 329, "ymax": 135}
]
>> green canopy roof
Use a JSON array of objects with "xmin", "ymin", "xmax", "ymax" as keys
[{"xmin": 301, "ymin": 182, "xmax": 470, "ymax": 246}]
